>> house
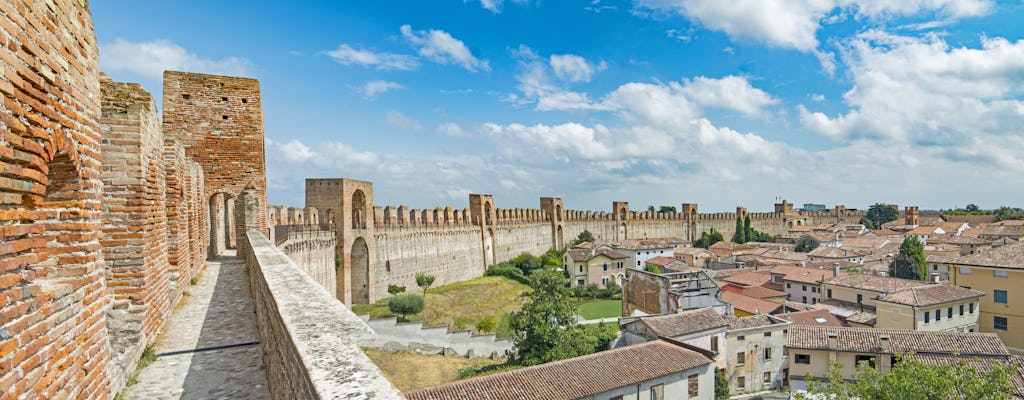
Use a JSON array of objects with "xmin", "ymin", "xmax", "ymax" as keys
[
  {"xmin": 821, "ymin": 274, "xmax": 983, "ymax": 332},
  {"xmin": 609, "ymin": 239, "xmax": 679, "ymax": 270},
  {"xmin": 769, "ymin": 265, "xmax": 841, "ymax": 305},
  {"xmin": 776, "ymin": 309, "xmax": 847, "ymax": 327},
  {"xmin": 405, "ymin": 338, "xmax": 717, "ymax": 400},
  {"xmin": 928, "ymin": 234, "xmax": 992, "ymax": 255},
  {"xmin": 979, "ymin": 221, "xmax": 1024, "ymax": 242},
  {"xmin": 645, "ymin": 256, "xmax": 695, "ymax": 273},
  {"xmin": 786, "ymin": 326, "xmax": 1013, "ymax": 393},
  {"xmin": 565, "ymin": 247, "xmax": 629, "ymax": 288},
  {"xmin": 707, "ymin": 241, "xmax": 761, "ymax": 259},
  {"xmin": 807, "ymin": 247, "xmax": 869, "ymax": 264},
  {"xmin": 674, "ymin": 247, "xmax": 715, "ymax": 267},
  {"xmin": 948, "ymin": 241, "xmax": 1024, "ymax": 353},
  {"xmin": 722, "ymin": 291, "xmax": 784, "ymax": 316},
  {"xmin": 724, "ymin": 315, "xmax": 791, "ymax": 394},
  {"xmin": 619, "ymin": 307, "xmax": 729, "ymax": 366},
  {"xmin": 621, "ymin": 268, "xmax": 731, "ymax": 316}
]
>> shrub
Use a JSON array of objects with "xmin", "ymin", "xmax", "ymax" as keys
[
  {"xmin": 485, "ymin": 264, "xmax": 530, "ymax": 284},
  {"xmin": 476, "ymin": 315, "xmax": 498, "ymax": 333},
  {"xmin": 388, "ymin": 293, "xmax": 424, "ymax": 322},
  {"xmin": 454, "ymin": 316, "xmax": 474, "ymax": 330},
  {"xmin": 387, "ymin": 284, "xmax": 406, "ymax": 295}
]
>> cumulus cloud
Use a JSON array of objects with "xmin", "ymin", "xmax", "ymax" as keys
[
  {"xmin": 361, "ymin": 80, "xmax": 404, "ymax": 99},
  {"xmin": 549, "ymin": 54, "xmax": 607, "ymax": 82},
  {"xmin": 678, "ymin": 75, "xmax": 779, "ymax": 116},
  {"xmin": 100, "ymin": 38, "xmax": 253, "ymax": 80},
  {"xmin": 401, "ymin": 25, "xmax": 490, "ymax": 72},
  {"xmin": 326, "ymin": 44, "xmax": 419, "ymax": 70},
  {"xmin": 438, "ymin": 122, "xmax": 471, "ymax": 137},
  {"xmin": 508, "ymin": 46, "xmax": 611, "ymax": 111}
]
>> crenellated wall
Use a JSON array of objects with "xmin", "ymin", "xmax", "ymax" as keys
[{"xmin": 279, "ymin": 230, "xmax": 337, "ymax": 295}]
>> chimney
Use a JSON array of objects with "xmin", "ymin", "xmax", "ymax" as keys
[
  {"xmin": 827, "ymin": 333, "xmax": 838, "ymax": 349},
  {"xmin": 879, "ymin": 335, "xmax": 890, "ymax": 352},
  {"xmin": 833, "ymin": 263, "xmax": 841, "ymax": 278}
]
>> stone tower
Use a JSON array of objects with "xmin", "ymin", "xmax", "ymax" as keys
[
  {"xmin": 303, "ymin": 178, "xmax": 375, "ymax": 305},
  {"xmin": 905, "ymin": 206, "xmax": 920, "ymax": 226},
  {"xmin": 682, "ymin": 203, "xmax": 699, "ymax": 242},
  {"xmin": 540, "ymin": 197, "xmax": 565, "ymax": 249},
  {"xmin": 470, "ymin": 194, "xmax": 497, "ymax": 268},
  {"xmin": 613, "ymin": 201, "xmax": 630, "ymax": 241}
]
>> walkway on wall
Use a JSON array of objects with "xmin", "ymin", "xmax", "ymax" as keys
[{"xmin": 123, "ymin": 251, "xmax": 270, "ymax": 399}]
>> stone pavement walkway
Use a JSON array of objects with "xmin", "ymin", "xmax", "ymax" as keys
[{"xmin": 124, "ymin": 251, "xmax": 271, "ymax": 400}]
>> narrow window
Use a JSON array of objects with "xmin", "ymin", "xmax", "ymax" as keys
[
  {"xmin": 969, "ymin": 303, "xmax": 975, "ymax": 313},
  {"xmin": 935, "ymin": 309, "xmax": 941, "ymax": 321},
  {"xmin": 764, "ymin": 372, "xmax": 771, "ymax": 384},
  {"xmin": 688, "ymin": 374, "xmax": 699, "ymax": 397},
  {"xmin": 857, "ymin": 294, "xmax": 863, "ymax": 304},
  {"xmin": 242, "ymin": 98, "xmax": 248, "ymax": 103},
  {"xmin": 737, "ymin": 376, "xmax": 746, "ymax": 389},
  {"xmin": 827, "ymin": 288, "xmax": 832, "ymax": 298},
  {"xmin": 737, "ymin": 351, "xmax": 745, "ymax": 365},
  {"xmin": 764, "ymin": 347, "xmax": 772, "ymax": 360},
  {"xmin": 711, "ymin": 336, "xmax": 719, "ymax": 352},
  {"xmin": 182, "ymin": 93, "xmax": 191, "ymax": 100},
  {"xmin": 924, "ymin": 311, "xmax": 930, "ymax": 323},
  {"xmin": 960, "ymin": 304, "xmax": 964, "ymax": 316},
  {"xmin": 650, "ymin": 383, "xmax": 664, "ymax": 400},
  {"xmin": 948, "ymin": 307, "xmax": 953, "ymax": 318},
  {"xmin": 221, "ymin": 96, "xmax": 228, "ymax": 102}
]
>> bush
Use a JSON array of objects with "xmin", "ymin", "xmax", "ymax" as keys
[
  {"xmin": 476, "ymin": 315, "xmax": 498, "ymax": 333},
  {"xmin": 454, "ymin": 316, "xmax": 474, "ymax": 330},
  {"xmin": 387, "ymin": 293, "xmax": 424, "ymax": 322},
  {"xmin": 571, "ymin": 283, "xmax": 621, "ymax": 300},
  {"xmin": 485, "ymin": 264, "xmax": 530, "ymax": 284},
  {"xmin": 387, "ymin": 284, "xmax": 406, "ymax": 295}
]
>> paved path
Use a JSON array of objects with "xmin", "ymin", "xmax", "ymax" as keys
[{"xmin": 124, "ymin": 251, "xmax": 270, "ymax": 400}]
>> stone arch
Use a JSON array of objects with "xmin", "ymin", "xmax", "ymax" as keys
[
  {"xmin": 351, "ymin": 237, "xmax": 370, "ymax": 304},
  {"xmin": 557, "ymin": 225, "xmax": 564, "ymax": 249},
  {"xmin": 797, "ymin": 220, "xmax": 802, "ymax": 226},
  {"xmin": 325, "ymin": 208, "xmax": 335, "ymax": 227},
  {"xmin": 619, "ymin": 223, "xmax": 627, "ymax": 240},
  {"xmin": 619, "ymin": 207, "xmax": 627, "ymax": 220},
  {"xmin": 484, "ymin": 228, "xmax": 495, "ymax": 266},
  {"xmin": 484, "ymin": 202, "xmax": 493, "ymax": 226},
  {"xmin": 555, "ymin": 204, "xmax": 563, "ymax": 222},
  {"xmin": 351, "ymin": 189, "xmax": 366, "ymax": 229}
]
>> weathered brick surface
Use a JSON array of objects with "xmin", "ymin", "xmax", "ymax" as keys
[{"xmin": 0, "ymin": 0, "xmax": 113, "ymax": 398}]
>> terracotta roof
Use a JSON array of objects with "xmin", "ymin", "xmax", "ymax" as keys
[
  {"xmin": 824, "ymin": 274, "xmax": 927, "ymax": 293},
  {"xmin": 759, "ymin": 250, "xmax": 809, "ymax": 261},
  {"xmin": 981, "ymin": 224, "xmax": 1024, "ymax": 238},
  {"xmin": 635, "ymin": 307, "xmax": 729, "ymax": 338},
  {"xmin": 566, "ymin": 247, "xmax": 629, "ymax": 262},
  {"xmin": 404, "ymin": 339, "xmax": 712, "ymax": 400},
  {"xmin": 645, "ymin": 256, "xmax": 677, "ymax": 267},
  {"xmin": 782, "ymin": 301, "xmax": 816, "ymax": 312},
  {"xmin": 725, "ymin": 314, "xmax": 789, "ymax": 331},
  {"xmin": 786, "ymin": 326, "xmax": 1009, "ymax": 356},
  {"xmin": 839, "ymin": 237, "xmax": 893, "ymax": 249},
  {"xmin": 929, "ymin": 234, "xmax": 990, "ymax": 245},
  {"xmin": 722, "ymin": 291, "xmax": 783, "ymax": 315},
  {"xmin": 808, "ymin": 246, "xmax": 870, "ymax": 259},
  {"xmin": 950, "ymin": 241, "xmax": 1024, "ymax": 269},
  {"xmin": 907, "ymin": 225, "xmax": 944, "ymax": 235},
  {"xmin": 869, "ymin": 229, "xmax": 903, "ymax": 236},
  {"xmin": 721, "ymin": 270, "xmax": 773, "ymax": 287},
  {"xmin": 878, "ymin": 283, "xmax": 985, "ymax": 307},
  {"xmin": 771, "ymin": 265, "xmax": 839, "ymax": 284},
  {"xmin": 609, "ymin": 239, "xmax": 676, "ymax": 251},
  {"xmin": 906, "ymin": 354, "xmax": 1024, "ymax": 399},
  {"xmin": 674, "ymin": 247, "xmax": 714, "ymax": 256},
  {"xmin": 740, "ymin": 286, "xmax": 787, "ymax": 299},
  {"xmin": 776, "ymin": 309, "xmax": 847, "ymax": 327}
]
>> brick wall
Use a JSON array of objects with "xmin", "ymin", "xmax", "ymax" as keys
[
  {"xmin": 0, "ymin": 0, "xmax": 113, "ymax": 398},
  {"xmin": 98, "ymin": 75, "xmax": 172, "ymax": 389}
]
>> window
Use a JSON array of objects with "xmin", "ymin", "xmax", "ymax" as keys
[
  {"xmin": 995, "ymin": 270, "xmax": 1008, "ymax": 278},
  {"xmin": 995, "ymin": 316, "xmax": 1008, "ymax": 331},
  {"xmin": 812, "ymin": 298, "xmax": 818, "ymax": 305},
  {"xmin": 924, "ymin": 311, "xmax": 930, "ymax": 323},
  {"xmin": 960, "ymin": 304, "xmax": 965, "ymax": 316},
  {"xmin": 650, "ymin": 384, "xmax": 664, "ymax": 400},
  {"xmin": 764, "ymin": 347, "xmax": 772, "ymax": 360},
  {"xmin": 221, "ymin": 115, "xmax": 229, "ymax": 120},
  {"xmin": 935, "ymin": 309, "xmax": 941, "ymax": 321},
  {"xmin": 994, "ymin": 290, "xmax": 1008, "ymax": 304},
  {"xmin": 711, "ymin": 336, "xmax": 719, "ymax": 352},
  {"xmin": 764, "ymin": 331, "xmax": 772, "ymax": 337},
  {"xmin": 802, "ymin": 285, "xmax": 808, "ymax": 291},
  {"xmin": 855, "ymin": 355, "xmax": 876, "ymax": 369},
  {"xmin": 795, "ymin": 354, "xmax": 811, "ymax": 364},
  {"xmin": 812, "ymin": 287, "xmax": 818, "ymax": 293},
  {"xmin": 577, "ymin": 279, "xmax": 585, "ymax": 286},
  {"xmin": 857, "ymin": 294, "xmax": 863, "ymax": 303},
  {"xmin": 737, "ymin": 376, "xmax": 746, "ymax": 389},
  {"xmin": 948, "ymin": 307, "xmax": 953, "ymax": 318},
  {"xmin": 182, "ymin": 94, "xmax": 191, "ymax": 100},
  {"xmin": 803, "ymin": 296, "xmax": 807, "ymax": 303},
  {"xmin": 737, "ymin": 335, "xmax": 745, "ymax": 341},
  {"xmin": 610, "ymin": 396, "xmax": 623, "ymax": 400},
  {"xmin": 961, "ymin": 267, "xmax": 972, "ymax": 275},
  {"xmin": 786, "ymin": 283, "xmax": 791, "ymax": 289},
  {"xmin": 970, "ymin": 303, "xmax": 975, "ymax": 313},
  {"xmin": 827, "ymin": 289, "xmax": 832, "ymax": 299},
  {"xmin": 737, "ymin": 351, "xmax": 745, "ymax": 365},
  {"xmin": 603, "ymin": 263, "xmax": 608, "ymax": 271},
  {"xmin": 637, "ymin": 261, "xmax": 641, "ymax": 266},
  {"xmin": 688, "ymin": 374, "xmax": 699, "ymax": 397},
  {"xmin": 579, "ymin": 265, "xmax": 584, "ymax": 273},
  {"xmin": 933, "ymin": 265, "xmax": 938, "ymax": 271},
  {"xmin": 602, "ymin": 277, "xmax": 608, "ymax": 286},
  {"xmin": 764, "ymin": 372, "xmax": 771, "ymax": 384},
  {"xmin": 241, "ymin": 98, "xmax": 247, "ymax": 103},
  {"xmin": 221, "ymin": 96, "xmax": 228, "ymax": 102}
]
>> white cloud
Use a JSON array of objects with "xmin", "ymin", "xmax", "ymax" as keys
[
  {"xmin": 401, "ymin": 25, "xmax": 490, "ymax": 72},
  {"xmin": 809, "ymin": 93, "xmax": 826, "ymax": 102},
  {"xmin": 799, "ymin": 32, "xmax": 1024, "ymax": 143},
  {"xmin": 326, "ymin": 44, "xmax": 419, "ymax": 70},
  {"xmin": 549, "ymin": 54, "xmax": 607, "ymax": 82},
  {"xmin": 678, "ymin": 75, "xmax": 780, "ymax": 116},
  {"xmin": 438, "ymin": 122, "xmax": 470, "ymax": 137},
  {"xmin": 100, "ymin": 38, "xmax": 253, "ymax": 80},
  {"xmin": 385, "ymin": 111, "xmax": 422, "ymax": 131},
  {"xmin": 665, "ymin": 29, "xmax": 693, "ymax": 42},
  {"xmin": 268, "ymin": 138, "xmax": 379, "ymax": 167},
  {"xmin": 468, "ymin": 0, "xmax": 503, "ymax": 13},
  {"xmin": 361, "ymin": 80, "xmax": 404, "ymax": 99}
]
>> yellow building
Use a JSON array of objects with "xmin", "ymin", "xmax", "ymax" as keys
[
  {"xmin": 565, "ymin": 247, "xmax": 629, "ymax": 288},
  {"xmin": 949, "ymin": 241, "xmax": 1024, "ymax": 353},
  {"xmin": 822, "ymin": 274, "xmax": 982, "ymax": 332}
]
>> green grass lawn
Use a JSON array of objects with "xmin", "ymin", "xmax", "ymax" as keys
[
  {"xmin": 350, "ymin": 276, "xmax": 529, "ymax": 336},
  {"xmin": 578, "ymin": 299, "xmax": 621, "ymax": 320}
]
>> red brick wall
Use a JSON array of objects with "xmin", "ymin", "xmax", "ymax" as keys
[{"xmin": 0, "ymin": 0, "xmax": 113, "ymax": 398}]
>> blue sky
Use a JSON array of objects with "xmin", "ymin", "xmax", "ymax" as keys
[{"xmin": 92, "ymin": 1, "xmax": 1024, "ymax": 212}]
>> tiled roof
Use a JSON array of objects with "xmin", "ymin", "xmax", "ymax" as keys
[
  {"xmin": 722, "ymin": 291, "xmax": 783, "ymax": 315},
  {"xmin": 566, "ymin": 247, "xmax": 629, "ymax": 262},
  {"xmin": 981, "ymin": 224, "xmax": 1024, "ymax": 238},
  {"xmin": 906, "ymin": 354, "xmax": 1024, "ymax": 398},
  {"xmin": 839, "ymin": 237, "xmax": 893, "ymax": 249},
  {"xmin": 609, "ymin": 239, "xmax": 676, "ymax": 250},
  {"xmin": 877, "ymin": 283, "xmax": 984, "ymax": 307},
  {"xmin": 771, "ymin": 265, "xmax": 839, "ymax": 284},
  {"xmin": 776, "ymin": 309, "xmax": 847, "ymax": 327},
  {"xmin": 404, "ymin": 339, "xmax": 712, "ymax": 400},
  {"xmin": 869, "ymin": 229, "xmax": 903, "ymax": 236},
  {"xmin": 674, "ymin": 247, "xmax": 714, "ymax": 256},
  {"xmin": 808, "ymin": 246, "xmax": 869, "ymax": 259},
  {"xmin": 786, "ymin": 326, "xmax": 1009, "ymax": 356},
  {"xmin": 908, "ymin": 225, "xmax": 944, "ymax": 235},
  {"xmin": 725, "ymin": 314, "xmax": 788, "ymax": 331},
  {"xmin": 645, "ymin": 256, "xmax": 677, "ymax": 266},
  {"xmin": 824, "ymin": 274, "xmax": 927, "ymax": 293},
  {"xmin": 929, "ymin": 234, "xmax": 990, "ymax": 245},
  {"xmin": 637, "ymin": 307, "xmax": 729, "ymax": 337},
  {"xmin": 721, "ymin": 270, "xmax": 774, "ymax": 287},
  {"xmin": 950, "ymin": 241, "xmax": 1024, "ymax": 269},
  {"xmin": 740, "ymin": 286, "xmax": 787, "ymax": 299}
]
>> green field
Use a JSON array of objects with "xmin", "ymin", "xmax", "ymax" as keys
[
  {"xmin": 578, "ymin": 299, "xmax": 622, "ymax": 320},
  {"xmin": 350, "ymin": 276, "xmax": 529, "ymax": 335}
]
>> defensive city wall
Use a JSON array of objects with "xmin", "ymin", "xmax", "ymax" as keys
[{"xmin": 273, "ymin": 183, "xmax": 863, "ymax": 306}]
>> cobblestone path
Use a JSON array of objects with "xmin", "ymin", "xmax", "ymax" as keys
[{"xmin": 124, "ymin": 251, "xmax": 271, "ymax": 400}]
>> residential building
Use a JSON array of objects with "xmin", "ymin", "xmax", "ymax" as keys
[
  {"xmin": 979, "ymin": 221, "xmax": 1024, "ymax": 242},
  {"xmin": 725, "ymin": 315, "xmax": 791, "ymax": 394},
  {"xmin": 949, "ymin": 241, "xmax": 1024, "ymax": 353},
  {"xmin": 405, "ymin": 338, "xmax": 716, "ymax": 400},
  {"xmin": 822, "ymin": 274, "xmax": 983, "ymax": 332},
  {"xmin": 565, "ymin": 247, "xmax": 629, "ymax": 288},
  {"xmin": 608, "ymin": 239, "xmax": 680, "ymax": 270},
  {"xmin": 776, "ymin": 309, "xmax": 847, "ymax": 327},
  {"xmin": 645, "ymin": 256, "xmax": 696, "ymax": 273},
  {"xmin": 807, "ymin": 247, "xmax": 869, "ymax": 264},
  {"xmin": 622, "ymin": 269, "xmax": 731, "ymax": 316},
  {"xmin": 770, "ymin": 265, "xmax": 840, "ymax": 305},
  {"xmin": 619, "ymin": 307, "xmax": 729, "ymax": 368},
  {"xmin": 722, "ymin": 291, "xmax": 784, "ymax": 316},
  {"xmin": 786, "ymin": 326, "xmax": 1013, "ymax": 393},
  {"xmin": 674, "ymin": 246, "xmax": 715, "ymax": 267}
]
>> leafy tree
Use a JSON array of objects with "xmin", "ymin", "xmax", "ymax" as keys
[
  {"xmin": 860, "ymin": 217, "xmax": 878, "ymax": 230},
  {"xmin": 658, "ymin": 205, "xmax": 677, "ymax": 213},
  {"xmin": 508, "ymin": 270, "xmax": 594, "ymax": 366},
  {"xmin": 995, "ymin": 206, "xmax": 1022, "ymax": 221},
  {"xmin": 415, "ymin": 272, "xmax": 436, "ymax": 296},
  {"xmin": 388, "ymin": 293, "xmax": 424, "ymax": 322},
  {"xmin": 866, "ymin": 203, "xmax": 899, "ymax": 229},
  {"xmin": 744, "ymin": 215, "xmax": 753, "ymax": 243},
  {"xmin": 695, "ymin": 228, "xmax": 724, "ymax": 249},
  {"xmin": 965, "ymin": 203, "xmax": 981, "ymax": 212},
  {"xmin": 799, "ymin": 356, "xmax": 1014, "ymax": 400},
  {"xmin": 476, "ymin": 315, "xmax": 498, "ymax": 333},
  {"xmin": 715, "ymin": 368, "xmax": 730, "ymax": 400},
  {"xmin": 795, "ymin": 239, "xmax": 813, "ymax": 253},
  {"xmin": 644, "ymin": 263, "xmax": 661, "ymax": 274},
  {"xmin": 733, "ymin": 216, "xmax": 747, "ymax": 243},
  {"xmin": 387, "ymin": 284, "xmax": 406, "ymax": 296},
  {"xmin": 890, "ymin": 235, "xmax": 926, "ymax": 280},
  {"xmin": 647, "ymin": 205, "xmax": 656, "ymax": 212},
  {"xmin": 569, "ymin": 230, "xmax": 595, "ymax": 248}
]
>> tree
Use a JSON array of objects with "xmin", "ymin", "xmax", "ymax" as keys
[
  {"xmin": 890, "ymin": 235, "xmax": 926, "ymax": 280},
  {"xmin": 644, "ymin": 263, "xmax": 660, "ymax": 274},
  {"xmin": 647, "ymin": 205, "xmax": 656, "ymax": 212},
  {"xmin": 508, "ymin": 270, "xmax": 593, "ymax": 366},
  {"xmin": 744, "ymin": 215, "xmax": 753, "ymax": 243},
  {"xmin": 965, "ymin": 203, "xmax": 981, "ymax": 212},
  {"xmin": 569, "ymin": 230, "xmax": 595, "ymax": 247},
  {"xmin": 860, "ymin": 216, "xmax": 878, "ymax": 230},
  {"xmin": 799, "ymin": 356, "xmax": 1014, "ymax": 400},
  {"xmin": 733, "ymin": 216, "xmax": 747, "ymax": 243},
  {"xmin": 476, "ymin": 315, "xmax": 498, "ymax": 333},
  {"xmin": 387, "ymin": 284, "xmax": 406, "ymax": 295},
  {"xmin": 695, "ymin": 228, "xmax": 724, "ymax": 249},
  {"xmin": 795, "ymin": 239, "xmax": 812, "ymax": 253},
  {"xmin": 415, "ymin": 273, "xmax": 436, "ymax": 296},
  {"xmin": 866, "ymin": 203, "xmax": 899, "ymax": 229},
  {"xmin": 658, "ymin": 205, "xmax": 677, "ymax": 213},
  {"xmin": 388, "ymin": 293, "xmax": 424, "ymax": 322},
  {"xmin": 714, "ymin": 368, "xmax": 730, "ymax": 400}
]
